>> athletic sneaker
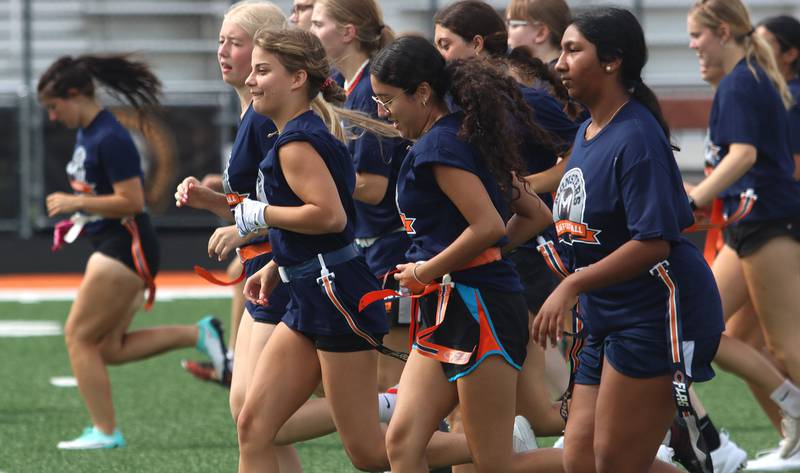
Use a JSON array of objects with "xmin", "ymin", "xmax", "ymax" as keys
[
  {"xmin": 57, "ymin": 426, "xmax": 125, "ymax": 450},
  {"xmin": 195, "ymin": 316, "xmax": 230, "ymax": 386},
  {"xmin": 180, "ymin": 359, "xmax": 231, "ymax": 388},
  {"xmin": 745, "ymin": 448, "xmax": 800, "ymax": 471},
  {"xmin": 710, "ymin": 431, "xmax": 748, "ymax": 473},
  {"xmin": 779, "ymin": 412, "xmax": 800, "ymax": 459},
  {"xmin": 512, "ymin": 416, "xmax": 538, "ymax": 453}
]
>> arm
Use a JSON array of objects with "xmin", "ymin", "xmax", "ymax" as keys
[
  {"xmin": 525, "ymin": 151, "xmax": 571, "ymax": 194},
  {"xmin": 794, "ymin": 153, "xmax": 800, "ymax": 181},
  {"xmin": 503, "ymin": 177, "xmax": 553, "ymax": 252},
  {"xmin": 174, "ymin": 176, "xmax": 232, "ymax": 221},
  {"xmin": 396, "ymin": 165, "xmax": 505, "ymax": 290},
  {"xmin": 688, "ymin": 143, "xmax": 756, "ymax": 207},
  {"xmin": 263, "ymin": 141, "xmax": 347, "ymax": 234},
  {"xmin": 46, "ymin": 176, "xmax": 144, "ymax": 218},
  {"xmin": 353, "ymin": 172, "xmax": 389, "ymax": 205}
]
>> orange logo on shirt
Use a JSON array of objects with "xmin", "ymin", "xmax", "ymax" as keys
[
  {"xmin": 226, "ymin": 192, "xmax": 249, "ymax": 207},
  {"xmin": 69, "ymin": 180, "xmax": 95, "ymax": 194},
  {"xmin": 555, "ymin": 220, "xmax": 601, "ymax": 244},
  {"xmin": 399, "ymin": 213, "xmax": 416, "ymax": 235}
]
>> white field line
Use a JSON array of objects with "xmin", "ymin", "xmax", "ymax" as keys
[{"xmin": 0, "ymin": 286, "xmax": 232, "ymax": 303}]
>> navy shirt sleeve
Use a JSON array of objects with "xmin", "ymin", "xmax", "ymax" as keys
[
  {"xmin": 713, "ymin": 83, "xmax": 759, "ymax": 147},
  {"xmin": 617, "ymin": 154, "xmax": 684, "ymax": 242},
  {"xmin": 97, "ymin": 132, "xmax": 142, "ymax": 184},
  {"xmin": 412, "ymin": 133, "xmax": 478, "ymax": 175}
]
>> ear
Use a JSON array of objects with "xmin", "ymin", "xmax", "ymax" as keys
[
  {"xmin": 290, "ymin": 69, "xmax": 309, "ymax": 93},
  {"xmin": 602, "ymin": 57, "xmax": 623, "ymax": 74},
  {"xmin": 341, "ymin": 23, "xmax": 357, "ymax": 45},
  {"xmin": 716, "ymin": 22, "xmax": 732, "ymax": 44},
  {"xmin": 784, "ymin": 47, "xmax": 799, "ymax": 67},
  {"xmin": 534, "ymin": 24, "xmax": 551, "ymax": 45},
  {"xmin": 471, "ymin": 35, "xmax": 485, "ymax": 55},
  {"xmin": 414, "ymin": 81, "xmax": 433, "ymax": 105},
  {"xmin": 66, "ymin": 88, "xmax": 81, "ymax": 98}
]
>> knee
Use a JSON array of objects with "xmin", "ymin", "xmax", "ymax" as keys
[
  {"xmin": 343, "ymin": 442, "xmax": 386, "ymax": 472},
  {"xmin": 385, "ymin": 422, "xmax": 418, "ymax": 465},
  {"xmin": 563, "ymin": 443, "xmax": 595, "ymax": 473},
  {"xmin": 236, "ymin": 404, "xmax": 276, "ymax": 451},
  {"xmin": 229, "ymin": 392, "xmax": 244, "ymax": 426}
]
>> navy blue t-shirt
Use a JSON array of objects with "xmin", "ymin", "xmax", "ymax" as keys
[
  {"xmin": 257, "ymin": 110, "xmax": 357, "ymax": 266},
  {"xmin": 345, "ymin": 61, "xmax": 411, "ymax": 277},
  {"xmin": 223, "ymin": 103, "xmax": 279, "ymax": 247},
  {"xmin": 708, "ymin": 59, "xmax": 800, "ymax": 222},
  {"xmin": 396, "ymin": 112, "xmax": 523, "ymax": 293},
  {"xmin": 554, "ymin": 100, "xmax": 724, "ymax": 340},
  {"xmin": 789, "ymin": 78, "xmax": 800, "ymax": 156},
  {"xmin": 66, "ymin": 109, "xmax": 143, "ymax": 234}
]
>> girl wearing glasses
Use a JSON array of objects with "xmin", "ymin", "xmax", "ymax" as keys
[
  {"xmin": 371, "ymin": 35, "xmax": 562, "ymax": 473},
  {"xmin": 505, "ymin": 0, "xmax": 570, "ymax": 69},
  {"xmin": 310, "ymin": 0, "xmax": 413, "ymax": 391}
]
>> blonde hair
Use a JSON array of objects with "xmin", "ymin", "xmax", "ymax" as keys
[
  {"xmin": 506, "ymin": 0, "xmax": 571, "ymax": 49},
  {"xmin": 690, "ymin": 0, "xmax": 793, "ymax": 109},
  {"xmin": 224, "ymin": 0, "xmax": 287, "ymax": 39},
  {"xmin": 315, "ymin": 0, "xmax": 394, "ymax": 55},
  {"xmin": 253, "ymin": 28, "xmax": 398, "ymax": 142}
]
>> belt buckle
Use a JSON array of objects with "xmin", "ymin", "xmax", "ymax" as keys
[{"xmin": 278, "ymin": 266, "xmax": 290, "ymax": 283}]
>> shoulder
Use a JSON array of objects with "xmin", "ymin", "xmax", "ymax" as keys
[{"xmin": 609, "ymin": 102, "xmax": 671, "ymax": 164}]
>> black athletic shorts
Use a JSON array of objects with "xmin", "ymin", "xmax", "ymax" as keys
[
  {"xmin": 723, "ymin": 217, "xmax": 800, "ymax": 257},
  {"xmin": 89, "ymin": 213, "xmax": 160, "ymax": 277}
]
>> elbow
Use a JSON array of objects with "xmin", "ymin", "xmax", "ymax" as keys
[
  {"xmin": 649, "ymin": 239, "xmax": 671, "ymax": 263},
  {"xmin": 482, "ymin": 220, "xmax": 506, "ymax": 246},
  {"xmin": 325, "ymin": 211, "xmax": 348, "ymax": 234}
]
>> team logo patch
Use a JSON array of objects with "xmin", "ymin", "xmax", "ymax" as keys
[
  {"xmin": 66, "ymin": 146, "xmax": 95, "ymax": 194},
  {"xmin": 399, "ymin": 212, "xmax": 416, "ymax": 235},
  {"xmin": 553, "ymin": 167, "xmax": 601, "ymax": 245}
]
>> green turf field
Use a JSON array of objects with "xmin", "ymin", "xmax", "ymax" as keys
[{"xmin": 0, "ymin": 299, "xmax": 795, "ymax": 472}]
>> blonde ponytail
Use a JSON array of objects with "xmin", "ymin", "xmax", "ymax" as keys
[{"xmin": 744, "ymin": 32, "xmax": 794, "ymax": 109}]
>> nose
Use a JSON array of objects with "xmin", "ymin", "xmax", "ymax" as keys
[
  {"xmin": 48, "ymin": 110, "xmax": 58, "ymax": 122},
  {"xmin": 290, "ymin": 11, "xmax": 298, "ymax": 24},
  {"xmin": 688, "ymin": 38, "xmax": 698, "ymax": 50},
  {"xmin": 555, "ymin": 51, "xmax": 567, "ymax": 73},
  {"xmin": 218, "ymin": 41, "xmax": 229, "ymax": 58},
  {"xmin": 245, "ymin": 70, "xmax": 256, "ymax": 87},
  {"xmin": 376, "ymin": 104, "xmax": 389, "ymax": 119}
]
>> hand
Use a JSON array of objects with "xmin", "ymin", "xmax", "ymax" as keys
[
  {"xmin": 394, "ymin": 262, "xmax": 429, "ymax": 294},
  {"xmin": 46, "ymin": 192, "xmax": 80, "ymax": 217},
  {"xmin": 532, "ymin": 279, "xmax": 578, "ymax": 349},
  {"xmin": 244, "ymin": 263, "xmax": 280, "ymax": 305},
  {"xmin": 201, "ymin": 173, "xmax": 224, "ymax": 191},
  {"xmin": 175, "ymin": 176, "xmax": 218, "ymax": 210},
  {"xmin": 208, "ymin": 225, "xmax": 249, "ymax": 261},
  {"xmin": 234, "ymin": 199, "xmax": 268, "ymax": 236}
]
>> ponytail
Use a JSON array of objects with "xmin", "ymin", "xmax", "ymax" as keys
[
  {"xmin": 630, "ymin": 79, "xmax": 678, "ymax": 150},
  {"xmin": 743, "ymin": 33, "xmax": 794, "ymax": 109},
  {"xmin": 38, "ymin": 54, "xmax": 162, "ymax": 113}
]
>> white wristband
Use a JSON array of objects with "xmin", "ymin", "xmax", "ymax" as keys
[{"xmin": 234, "ymin": 198, "xmax": 268, "ymax": 236}]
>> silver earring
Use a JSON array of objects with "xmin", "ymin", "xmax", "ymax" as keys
[{"xmin": 605, "ymin": 65, "xmax": 612, "ymax": 73}]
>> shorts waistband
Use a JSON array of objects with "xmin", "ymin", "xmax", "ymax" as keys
[{"xmin": 278, "ymin": 243, "xmax": 360, "ymax": 283}]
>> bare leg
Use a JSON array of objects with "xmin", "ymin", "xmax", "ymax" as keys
[
  {"xmin": 227, "ymin": 258, "xmax": 245, "ymax": 350},
  {"xmin": 378, "ymin": 324, "xmax": 408, "ymax": 391}
]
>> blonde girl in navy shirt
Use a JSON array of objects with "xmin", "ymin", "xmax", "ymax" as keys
[
  {"xmin": 687, "ymin": 0, "xmax": 800, "ymax": 460},
  {"xmin": 533, "ymin": 7, "xmax": 724, "ymax": 473},
  {"xmin": 39, "ymin": 55, "xmax": 228, "ymax": 450}
]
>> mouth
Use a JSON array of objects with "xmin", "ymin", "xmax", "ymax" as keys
[
  {"xmin": 250, "ymin": 89, "xmax": 264, "ymax": 99},
  {"xmin": 220, "ymin": 63, "xmax": 232, "ymax": 73}
]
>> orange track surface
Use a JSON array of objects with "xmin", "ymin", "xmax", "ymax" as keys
[{"xmin": 0, "ymin": 271, "xmax": 226, "ymax": 289}]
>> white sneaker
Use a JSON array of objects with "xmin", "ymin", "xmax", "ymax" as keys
[
  {"xmin": 657, "ymin": 445, "xmax": 676, "ymax": 465},
  {"xmin": 745, "ymin": 448, "xmax": 800, "ymax": 471},
  {"xmin": 553, "ymin": 435, "xmax": 564, "ymax": 449},
  {"xmin": 57, "ymin": 426, "xmax": 125, "ymax": 450},
  {"xmin": 712, "ymin": 431, "xmax": 748, "ymax": 473},
  {"xmin": 513, "ymin": 415, "xmax": 538, "ymax": 453},
  {"xmin": 779, "ymin": 413, "xmax": 800, "ymax": 459}
]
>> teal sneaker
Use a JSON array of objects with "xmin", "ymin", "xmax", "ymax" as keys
[
  {"xmin": 196, "ymin": 316, "xmax": 230, "ymax": 386},
  {"xmin": 57, "ymin": 426, "xmax": 125, "ymax": 450}
]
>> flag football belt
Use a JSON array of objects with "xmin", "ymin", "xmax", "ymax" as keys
[
  {"xmin": 276, "ymin": 243, "xmax": 408, "ymax": 362},
  {"xmin": 684, "ymin": 185, "xmax": 757, "ymax": 265},
  {"xmin": 358, "ymin": 247, "xmax": 502, "ymax": 365},
  {"xmin": 354, "ymin": 227, "xmax": 406, "ymax": 249},
  {"xmin": 194, "ymin": 240, "xmax": 273, "ymax": 286},
  {"xmin": 121, "ymin": 217, "xmax": 157, "ymax": 311}
]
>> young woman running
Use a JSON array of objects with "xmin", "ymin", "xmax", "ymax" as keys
[
  {"xmin": 686, "ymin": 0, "xmax": 800, "ymax": 462},
  {"xmin": 371, "ymin": 35, "xmax": 563, "ymax": 473},
  {"xmin": 533, "ymin": 7, "xmax": 725, "ymax": 473},
  {"xmin": 40, "ymin": 54, "xmax": 228, "ymax": 450},
  {"xmin": 173, "ymin": 3, "xmax": 304, "ymax": 470},
  {"xmin": 235, "ymin": 28, "xmax": 474, "ymax": 472},
  {"xmin": 432, "ymin": 0, "xmax": 576, "ymax": 438},
  {"xmin": 310, "ymin": 0, "xmax": 413, "ymax": 391}
]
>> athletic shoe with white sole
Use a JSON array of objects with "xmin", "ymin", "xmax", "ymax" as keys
[
  {"xmin": 57, "ymin": 426, "xmax": 125, "ymax": 450},
  {"xmin": 180, "ymin": 359, "xmax": 232, "ymax": 388},
  {"xmin": 779, "ymin": 412, "xmax": 800, "ymax": 459},
  {"xmin": 658, "ymin": 445, "xmax": 676, "ymax": 465},
  {"xmin": 710, "ymin": 431, "xmax": 748, "ymax": 473},
  {"xmin": 513, "ymin": 415, "xmax": 538, "ymax": 453},
  {"xmin": 745, "ymin": 448, "xmax": 800, "ymax": 472},
  {"xmin": 196, "ymin": 316, "xmax": 229, "ymax": 386}
]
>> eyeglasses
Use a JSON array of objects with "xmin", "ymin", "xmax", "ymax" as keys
[
  {"xmin": 371, "ymin": 94, "xmax": 399, "ymax": 114},
  {"xmin": 506, "ymin": 19, "xmax": 530, "ymax": 28},
  {"xmin": 290, "ymin": 3, "xmax": 313, "ymax": 15}
]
